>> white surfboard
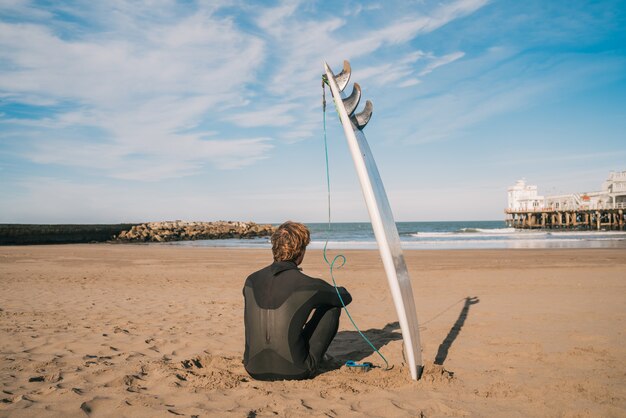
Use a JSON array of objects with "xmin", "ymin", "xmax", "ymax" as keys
[{"xmin": 324, "ymin": 60, "xmax": 423, "ymax": 380}]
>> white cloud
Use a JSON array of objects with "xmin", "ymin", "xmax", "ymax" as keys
[
  {"xmin": 258, "ymin": 0, "xmax": 484, "ymax": 93},
  {"xmin": 342, "ymin": 0, "xmax": 488, "ymax": 49},
  {"xmin": 0, "ymin": 0, "xmax": 488, "ymax": 183},
  {"xmin": 2, "ymin": 0, "xmax": 624, "ymax": 225},
  {"xmin": 0, "ymin": 5, "xmax": 268, "ymax": 180},
  {"xmin": 0, "ymin": 13, "xmax": 263, "ymax": 104},
  {"xmin": 243, "ymin": 0, "xmax": 487, "ymax": 144},
  {"xmin": 225, "ymin": 103, "xmax": 299, "ymax": 128},
  {"xmin": 256, "ymin": 0, "xmax": 302, "ymax": 36},
  {"xmin": 379, "ymin": 47, "xmax": 626, "ymax": 147},
  {"xmin": 417, "ymin": 51, "xmax": 465, "ymax": 76},
  {"xmin": 357, "ymin": 50, "xmax": 464, "ymax": 87},
  {"xmin": 398, "ymin": 78, "xmax": 421, "ymax": 88}
]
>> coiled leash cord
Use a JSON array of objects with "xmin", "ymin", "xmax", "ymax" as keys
[{"xmin": 321, "ymin": 77, "xmax": 390, "ymax": 371}]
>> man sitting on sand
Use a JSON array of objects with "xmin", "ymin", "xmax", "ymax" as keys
[{"xmin": 243, "ymin": 221, "xmax": 351, "ymax": 381}]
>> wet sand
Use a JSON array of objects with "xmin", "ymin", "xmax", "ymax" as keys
[{"xmin": 1, "ymin": 245, "xmax": 625, "ymax": 417}]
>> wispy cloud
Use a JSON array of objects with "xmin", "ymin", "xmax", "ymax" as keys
[
  {"xmin": 0, "ymin": 1, "xmax": 488, "ymax": 182},
  {"xmin": 374, "ymin": 45, "xmax": 626, "ymax": 146},
  {"xmin": 225, "ymin": 104, "xmax": 299, "ymax": 128},
  {"xmin": 261, "ymin": 0, "xmax": 487, "ymax": 91},
  {"xmin": 235, "ymin": 0, "xmax": 488, "ymax": 145},
  {"xmin": 0, "ymin": 3, "xmax": 267, "ymax": 180},
  {"xmin": 418, "ymin": 51, "xmax": 465, "ymax": 76},
  {"xmin": 5, "ymin": 0, "xmax": 622, "ymax": 223},
  {"xmin": 357, "ymin": 50, "xmax": 465, "ymax": 86}
]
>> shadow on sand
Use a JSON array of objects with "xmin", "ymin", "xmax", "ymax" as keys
[
  {"xmin": 322, "ymin": 296, "xmax": 479, "ymax": 372},
  {"xmin": 434, "ymin": 296, "xmax": 479, "ymax": 365},
  {"xmin": 324, "ymin": 321, "xmax": 402, "ymax": 370}
]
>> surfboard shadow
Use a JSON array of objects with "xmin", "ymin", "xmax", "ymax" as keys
[
  {"xmin": 434, "ymin": 296, "xmax": 479, "ymax": 365},
  {"xmin": 324, "ymin": 322, "xmax": 402, "ymax": 370}
]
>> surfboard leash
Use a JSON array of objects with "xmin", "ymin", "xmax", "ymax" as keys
[{"xmin": 321, "ymin": 78, "xmax": 390, "ymax": 371}]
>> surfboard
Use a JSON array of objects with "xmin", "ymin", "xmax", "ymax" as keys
[{"xmin": 324, "ymin": 60, "xmax": 423, "ymax": 380}]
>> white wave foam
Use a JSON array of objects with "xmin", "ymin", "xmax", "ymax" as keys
[
  {"xmin": 410, "ymin": 229, "xmax": 545, "ymax": 238},
  {"xmin": 473, "ymin": 227, "xmax": 517, "ymax": 234}
]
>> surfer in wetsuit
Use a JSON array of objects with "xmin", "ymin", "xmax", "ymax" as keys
[{"xmin": 243, "ymin": 221, "xmax": 351, "ymax": 381}]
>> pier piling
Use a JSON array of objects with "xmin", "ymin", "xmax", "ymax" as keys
[{"xmin": 505, "ymin": 208, "xmax": 626, "ymax": 231}]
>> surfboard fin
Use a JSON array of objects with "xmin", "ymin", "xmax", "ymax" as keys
[
  {"xmin": 334, "ymin": 60, "xmax": 351, "ymax": 92},
  {"xmin": 351, "ymin": 100, "xmax": 373, "ymax": 130},
  {"xmin": 342, "ymin": 83, "xmax": 361, "ymax": 116}
]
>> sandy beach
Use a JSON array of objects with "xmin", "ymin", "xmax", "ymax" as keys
[{"xmin": 1, "ymin": 245, "xmax": 625, "ymax": 417}]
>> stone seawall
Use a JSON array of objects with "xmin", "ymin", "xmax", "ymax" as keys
[
  {"xmin": 114, "ymin": 221, "xmax": 275, "ymax": 243},
  {"xmin": 0, "ymin": 224, "xmax": 136, "ymax": 245}
]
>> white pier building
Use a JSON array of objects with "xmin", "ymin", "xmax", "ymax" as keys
[{"xmin": 505, "ymin": 170, "xmax": 626, "ymax": 230}]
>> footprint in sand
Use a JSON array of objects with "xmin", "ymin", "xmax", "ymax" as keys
[
  {"xmin": 28, "ymin": 373, "xmax": 62, "ymax": 383},
  {"xmin": 113, "ymin": 326, "xmax": 130, "ymax": 334},
  {"xmin": 173, "ymin": 355, "xmax": 247, "ymax": 390},
  {"xmin": 80, "ymin": 397, "xmax": 120, "ymax": 416}
]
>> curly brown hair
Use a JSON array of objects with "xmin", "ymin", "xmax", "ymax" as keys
[{"xmin": 271, "ymin": 221, "xmax": 311, "ymax": 262}]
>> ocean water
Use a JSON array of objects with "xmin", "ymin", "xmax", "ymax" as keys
[{"xmin": 169, "ymin": 221, "xmax": 626, "ymax": 250}]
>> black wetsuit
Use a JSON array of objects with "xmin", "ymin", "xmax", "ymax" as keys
[{"xmin": 243, "ymin": 260, "xmax": 351, "ymax": 381}]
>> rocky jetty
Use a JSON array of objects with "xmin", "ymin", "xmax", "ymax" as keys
[{"xmin": 114, "ymin": 221, "xmax": 275, "ymax": 243}]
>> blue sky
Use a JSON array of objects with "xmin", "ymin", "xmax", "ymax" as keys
[{"xmin": 1, "ymin": 0, "xmax": 625, "ymax": 223}]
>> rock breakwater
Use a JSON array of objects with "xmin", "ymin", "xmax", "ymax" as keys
[{"xmin": 114, "ymin": 221, "xmax": 275, "ymax": 243}]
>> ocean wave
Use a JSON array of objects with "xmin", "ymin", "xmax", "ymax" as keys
[
  {"xmin": 538, "ymin": 230, "xmax": 626, "ymax": 237},
  {"xmin": 308, "ymin": 240, "xmax": 379, "ymax": 249},
  {"xmin": 309, "ymin": 237, "xmax": 626, "ymax": 250},
  {"xmin": 166, "ymin": 229, "xmax": 626, "ymax": 250},
  {"xmin": 459, "ymin": 227, "xmax": 516, "ymax": 234},
  {"xmin": 410, "ymin": 228, "xmax": 531, "ymax": 238},
  {"xmin": 407, "ymin": 228, "xmax": 626, "ymax": 239}
]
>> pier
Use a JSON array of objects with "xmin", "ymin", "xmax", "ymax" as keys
[
  {"xmin": 505, "ymin": 170, "xmax": 626, "ymax": 230},
  {"xmin": 505, "ymin": 207, "xmax": 625, "ymax": 230}
]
